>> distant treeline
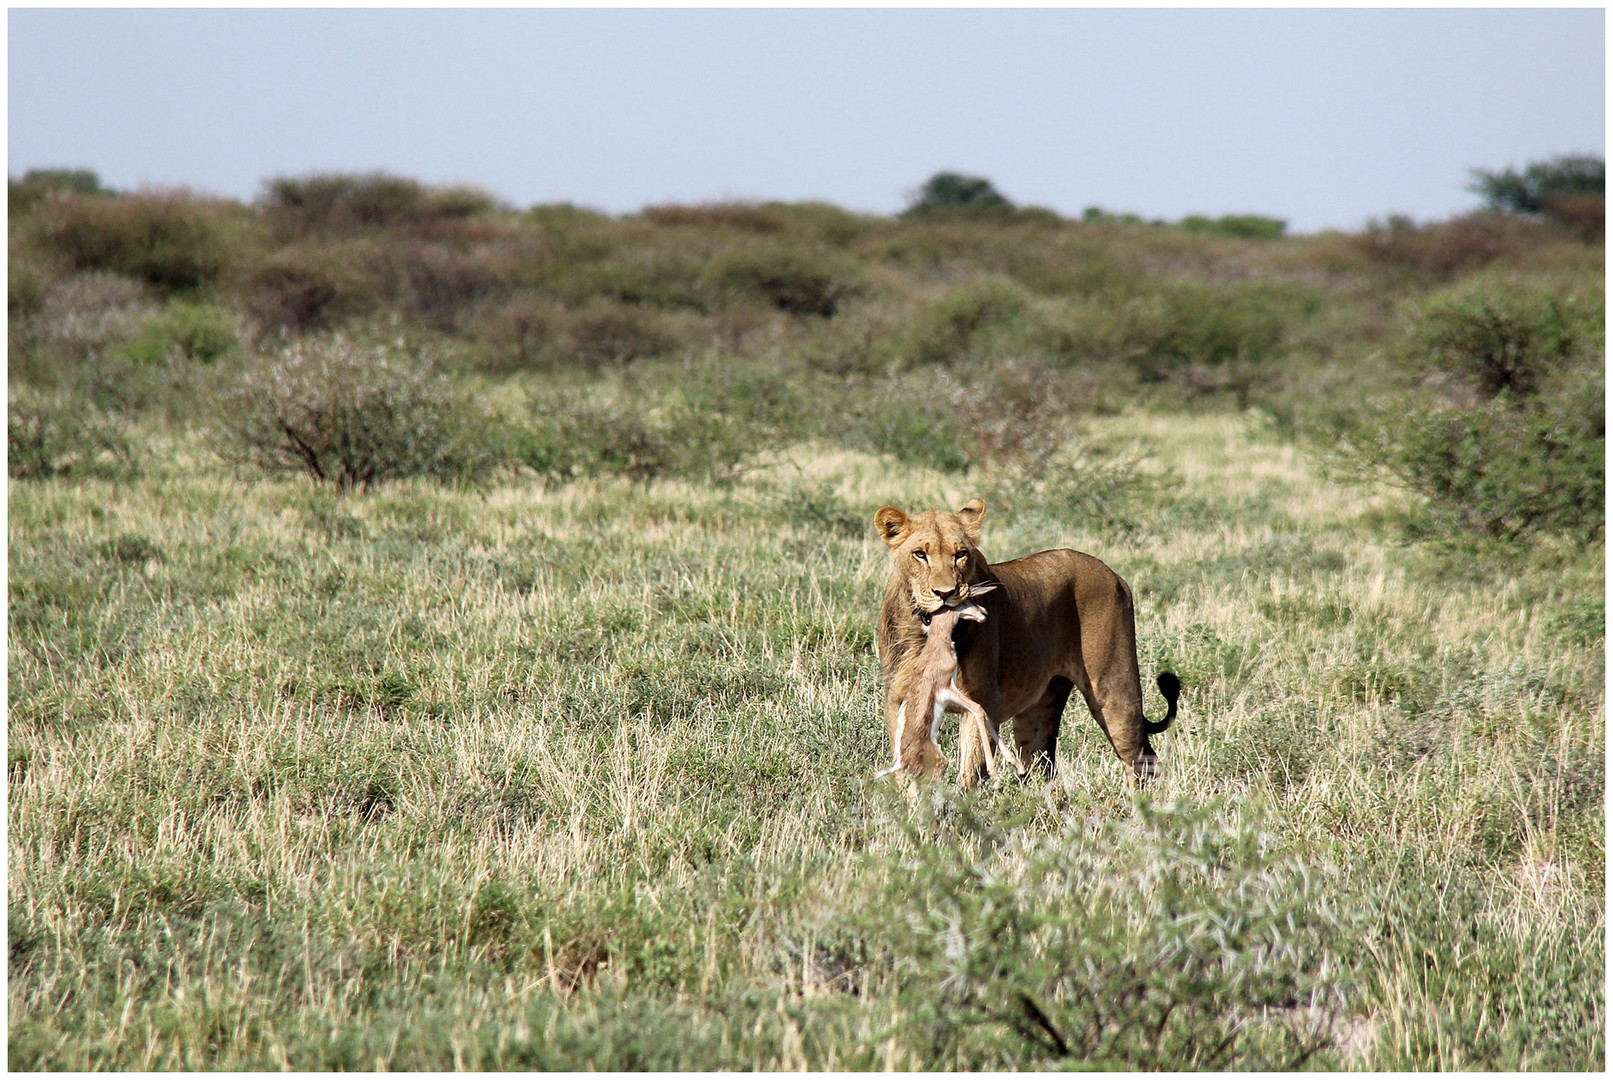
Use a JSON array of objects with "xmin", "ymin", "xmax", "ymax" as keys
[{"xmin": 9, "ymin": 161, "xmax": 1604, "ymax": 544}]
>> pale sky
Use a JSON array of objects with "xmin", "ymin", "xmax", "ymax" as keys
[{"xmin": 8, "ymin": 7, "xmax": 1606, "ymax": 233}]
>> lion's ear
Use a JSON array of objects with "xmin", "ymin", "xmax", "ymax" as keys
[
  {"xmin": 957, "ymin": 498, "xmax": 985, "ymax": 540},
  {"xmin": 874, "ymin": 506, "xmax": 910, "ymax": 548}
]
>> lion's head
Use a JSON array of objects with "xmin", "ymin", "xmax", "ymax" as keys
[{"xmin": 874, "ymin": 497, "xmax": 993, "ymax": 614}]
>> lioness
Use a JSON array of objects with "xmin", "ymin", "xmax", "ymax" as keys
[{"xmin": 875, "ymin": 498, "xmax": 1179, "ymax": 789}]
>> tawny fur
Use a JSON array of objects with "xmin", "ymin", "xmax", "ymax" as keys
[{"xmin": 874, "ymin": 498, "xmax": 1180, "ymax": 790}]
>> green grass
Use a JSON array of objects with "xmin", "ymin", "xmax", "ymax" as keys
[{"xmin": 9, "ymin": 412, "xmax": 1602, "ymax": 1069}]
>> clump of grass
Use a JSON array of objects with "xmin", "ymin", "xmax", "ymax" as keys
[{"xmin": 217, "ymin": 334, "xmax": 495, "ymax": 490}]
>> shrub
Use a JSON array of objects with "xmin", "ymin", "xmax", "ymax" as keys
[
  {"xmin": 369, "ymin": 240, "xmax": 504, "ymax": 332},
  {"xmin": 8, "ymin": 272, "xmax": 151, "ymax": 383},
  {"xmin": 1341, "ymin": 381, "xmax": 1603, "ymax": 543},
  {"xmin": 849, "ymin": 385, "xmax": 972, "ymax": 473},
  {"xmin": 8, "ymin": 387, "xmax": 136, "ymax": 480},
  {"xmin": 640, "ymin": 202, "xmax": 789, "ymax": 233},
  {"xmin": 219, "ymin": 335, "xmax": 493, "ymax": 490},
  {"xmin": 119, "ymin": 301, "xmax": 239, "ymax": 367},
  {"xmin": 1406, "ymin": 279, "xmax": 1596, "ymax": 398},
  {"xmin": 832, "ymin": 801, "xmax": 1353, "ymax": 1070},
  {"xmin": 1054, "ymin": 280, "xmax": 1302, "ymax": 380},
  {"xmin": 1542, "ymin": 192, "xmax": 1605, "ymax": 242},
  {"xmin": 1179, "ymin": 214, "xmax": 1287, "ymax": 240},
  {"xmin": 517, "ymin": 395, "xmax": 676, "ymax": 485},
  {"xmin": 705, "ymin": 243, "xmax": 855, "ymax": 317},
  {"xmin": 472, "ymin": 296, "xmax": 563, "ymax": 371},
  {"xmin": 563, "ymin": 303, "xmax": 682, "ymax": 368},
  {"xmin": 9, "ymin": 169, "xmax": 106, "ymax": 217},
  {"xmin": 516, "ymin": 358, "xmax": 811, "ymax": 485},
  {"xmin": 900, "ymin": 278, "xmax": 1034, "ymax": 367},
  {"xmin": 1317, "ymin": 280, "xmax": 1604, "ymax": 543},
  {"xmin": 1350, "ymin": 214, "xmax": 1557, "ymax": 281},
  {"xmin": 238, "ymin": 241, "xmax": 382, "ymax": 335},
  {"xmin": 564, "ymin": 245, "xmax": 714, "ymax": 312},
  {"xmin": 476, "ymin": 299, "xmax": 686, "ymax": 372},
  {"xmin": 32, "ymin": 190, "xmax": 232, "ymax": 294},
  {"xmin": 518, "ymin": 391, "xmax": 749, "ymax": 486},
  {"xmin": 262, "ymin": 172, "xmax": 498, "ymax": 238}
]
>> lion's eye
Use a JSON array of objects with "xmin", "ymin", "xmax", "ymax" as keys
[
  {"xmin": 954, "ymin": 552, "xmax": 967, "ymax": 564},
  {"xmin": 912, "ymin": 550, "xmax": 928, "ymax": 563}
]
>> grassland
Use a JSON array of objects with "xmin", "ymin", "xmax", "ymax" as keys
[
  {"xmin": 8, "ymin": 172, "xmax": 1605, "ymax": 1069},
  {"xmin": 9, "ymin": 408, "xmax": 1602, "ymax": 1069}
]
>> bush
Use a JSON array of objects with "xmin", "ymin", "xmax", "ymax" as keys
[
  {"xmin": 475, "ymin": 299, "xmax": 687, "ymax": 372},
  {"xmin": 849, "ymin": 386, "xmax": 972, "ymax": 473},
  {"xmin": 1406, "ymin": 279, "xmax": 1599, "ymax": 399},
  {"xmin": 640, "ymin": 202, "xmax": 789, "ymax": 233},
  {"xmin": 517, "ymin": 359, "xmax": 809, "ymax": 485},
  {"xmin": 1350, "ymin": 214, "xmax": 1558, "ymax": 281},
  {"xmin": 831, "ymin": 801, "xmax": 1353, "ymax": 1070},
  {"xmin": 219, "ymin": 335, "xmax": 494, "ymax": 490},
  {"xmin": 8, "ymin": 272, "xmax": 151, "ymax": 384},
  {"xmin": 899, "ymin": 278, "xmax": 1034, "ymax": 367},
  {"xmin": 31, "ymin": 191, "xmax": 233, "ymax": 294},
  {"xmin": 119, "ymin": 301, "xmax": 239, "ymax": 367},
  {"xmin": 8, "ymin": 387, "xmax": 136, "ymax": 480},
  {"xmin": 238, "ymin": 241, "xmax": 383, "ymax": 335},
  {"xmin": 1051, "ymin": 280, "xmax": 1303, "ymax": 381},
  {"xmin": 562, "ymin": 244, "xmax": 714, "ymax": 313},
  {"xmin": 262, "ymin": 172, "xmax": 498, "ymax": 238},
  {"xmin": 369, "ymin": 240, "xmax": 504, "ymax": 332},
  {"xmin": 1179, "ymin": 214, "xmax": 1287, "ymax": 240},
  {"xmin": 9, "ymin": 169, "xmax": 106, "ymax": 217},
  {"xmin": 705, "ymin": 243, "xmax": 855, "ymax": 317},
  {"xmin": 517, "ymin": 395, "xmax": 676, "ymax": 485},
  {"xmin": 1341, "ymin": 383, "xmax": 1603, "ymax": 543},
  {"xmin": 564, "ymin": 303, "xmax": 683, "ymax": 368},
  {"xmin": 1316, "ymin": 280, "xmax": 1604, "ymax": 543}
]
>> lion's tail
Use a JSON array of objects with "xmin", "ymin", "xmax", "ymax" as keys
[{"xmin": 1143, "ymin": 671, "xmax": 1180, "ymax": 736}]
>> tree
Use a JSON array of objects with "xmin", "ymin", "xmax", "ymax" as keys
[
  {"xmin": 902, "ymin": 172, "xmax": 1014, "ymax": 217},
  {"xmin": 1467, "ymin": 155, "xmax": 1604, "ymax": 216}
]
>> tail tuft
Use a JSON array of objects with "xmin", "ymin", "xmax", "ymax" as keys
[{"xmin": 1143, "ymin": 671, "xmax": 1180, "ymax": 736}]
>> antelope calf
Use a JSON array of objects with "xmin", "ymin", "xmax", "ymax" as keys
[{"xmin": 876, "ymin": 585, "xmax": 1016, "ymax": 781}]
